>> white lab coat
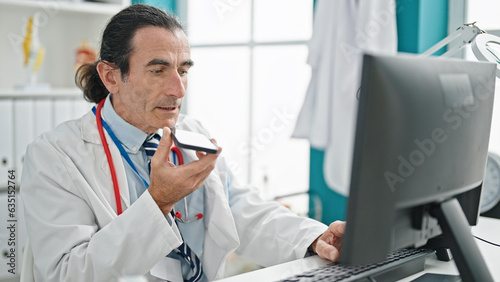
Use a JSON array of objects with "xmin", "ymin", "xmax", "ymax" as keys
[
  {"xmin": 20, "ymin": 111, "xmax": 327, "ymax": 282},
  {"xmin": 293, "ymin": 0, "xmax": 397, "ymax": 195}
]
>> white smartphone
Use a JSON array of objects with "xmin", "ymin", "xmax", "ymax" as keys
[{"xmin": 171, "ymin": 129, "xmax": 218, "ymax": 154}]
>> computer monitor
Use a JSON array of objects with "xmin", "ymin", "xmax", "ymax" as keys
[{"xmin": 340, "ymin": 53, "xmax": 497, "ymax": 281}]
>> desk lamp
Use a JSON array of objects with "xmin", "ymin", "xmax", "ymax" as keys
[
  {"xmin": 419, "ymin": 22, "xmax": 500, "ymax": 77},
  {"xmin": 420, "ymin": 22, "xmax": 500, "ymax": 218}
]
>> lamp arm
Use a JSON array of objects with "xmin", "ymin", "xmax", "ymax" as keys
[{"xmin": 419, "ymin": 23, "xmax": 483, "ymax": 58}]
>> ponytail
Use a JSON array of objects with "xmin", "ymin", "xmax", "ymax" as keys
[{"xmin": 75, "ymin": 61, "xmax": 108, "ymax": 104}]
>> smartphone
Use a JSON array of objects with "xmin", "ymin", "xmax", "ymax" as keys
[{"xmin": 171, "ymin": 129, "xmax": 218, "ymax": 154}]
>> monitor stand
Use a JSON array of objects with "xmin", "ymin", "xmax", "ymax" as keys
[{"xmin": 430, "ymin": 198, "xmax": 493, "ymax": 281}]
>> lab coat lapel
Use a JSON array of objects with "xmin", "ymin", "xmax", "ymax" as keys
[
  {"xmin": 179, "ymin": 148, "xmax": 240, "ymax": 280},
  {"xmin": 81, "ymin": 111, "xmax": 131, "ymax": 213},
  {"xmin": 203, "ymin": 169, "xmax": 240, "ymax": 280}
]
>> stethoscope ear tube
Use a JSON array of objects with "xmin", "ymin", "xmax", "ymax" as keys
[{"xmin": 95, "ymin": 99, "xmax": 123, "ymax": 215}]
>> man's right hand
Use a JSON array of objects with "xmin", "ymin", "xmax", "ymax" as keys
[{"xmin": 148, "ymin": 127, "xmax": 221, "ymax": 215}]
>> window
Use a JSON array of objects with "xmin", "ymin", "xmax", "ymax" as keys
[{"xmin": 184, "ymin": 0, "xmax": 313, "ymax": 203}]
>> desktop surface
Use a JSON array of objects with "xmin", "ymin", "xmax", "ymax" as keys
[{"xmin": 216, "ymin": 216, "xmax": 500, "ymax": 282}]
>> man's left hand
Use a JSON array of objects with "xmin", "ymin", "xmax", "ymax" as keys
[{"xmin": 311, "ymin": 221, "xmax": 346, "ymax": 262}]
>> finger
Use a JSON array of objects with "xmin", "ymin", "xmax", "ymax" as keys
[
  {"xmin": 167, "ymin": 163, "xmax": 213, "ymax": 198},
  {"xmin": 195, "ymin": 146, "xmax": 222, "ymax": 159},
  {"xmin": 191, "ymin": 154, "xmax": 221, "ymax": 189},
  {"xmin": 192, "ymin": 171, "xmax": 212, "ymax": 191},
  {"xmin": 329, "ymin": 221, "xmax": 346, "ymax": 238},
  {"xmin": 174, "ymin": 150, "xmax": 219, "ymax": 183},
  {"xmin": 185, "ymin": 153, "xmax": 218, "ymax": 183},
  {"xmin": 194, "ymin": 141, "xmax": 220, "ymax": 158},
  {"xmin": 195, "ymin": 151, "xmax": 206, "ymax": 159},
  {"xmin": 180, "ymin": 149, "xmax": 220, "ymax": 190},
  {"xmin": 316, "ymin": 240, "xmax": 340, "ymax": 262},
  {"xmin": 166, "ymin": 145, "xmax": 220, "ymax": 188},
  {"xmin": 153, "ymin": 127, "xmax": 173, "ymax": 162}
]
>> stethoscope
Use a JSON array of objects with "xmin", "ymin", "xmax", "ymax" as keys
[{"xmin": 94, "ymin": 99, "xmax": 203, "ymax": 223}]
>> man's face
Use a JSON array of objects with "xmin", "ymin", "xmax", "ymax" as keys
[{"xmin": 112, "ymin": 26, "xmax": 193, "ymax": 134}]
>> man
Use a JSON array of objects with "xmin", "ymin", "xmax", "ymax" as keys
[{"xmin": 21, "ymin": 4, "xmax": 344, "ymax": 281}]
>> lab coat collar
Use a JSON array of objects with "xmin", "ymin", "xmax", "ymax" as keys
[{"xmin": 80, "ymin": 110, "xmax": 132, "ymax": 211}]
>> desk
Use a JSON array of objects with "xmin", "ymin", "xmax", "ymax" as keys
[{"xmin": 217, "ymin": 216, "xmax": 500, "ymax": 282}]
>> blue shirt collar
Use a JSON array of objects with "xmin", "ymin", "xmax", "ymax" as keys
[{"xmin": 101, "ymin": 94, "xmax": 151, "ymax": 154}]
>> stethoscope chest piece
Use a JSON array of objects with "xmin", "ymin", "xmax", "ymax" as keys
[{"xmin": 173, "ymin": 197, "xmax": 203, "ymax": 223}]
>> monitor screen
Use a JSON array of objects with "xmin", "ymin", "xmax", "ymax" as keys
[{"xmin": 339, "ymin": 53, "xmax": 496, "ymax": 280}]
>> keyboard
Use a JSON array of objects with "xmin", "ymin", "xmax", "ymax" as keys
[{"xmin": 279, "ymin": 248, "xmax": 435, "ymax": 282}]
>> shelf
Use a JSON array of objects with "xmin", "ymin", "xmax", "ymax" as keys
[
  {"xmin": 0, "ymin": 0, "xmax": 129, "ymax": 90},
  {"xmin": 0, "ymin": 87, "xmax": 84, "ymax": 99},
  {"xmin": 0, "ymin": 0, "xmax": 126, "ymax": 16}
]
